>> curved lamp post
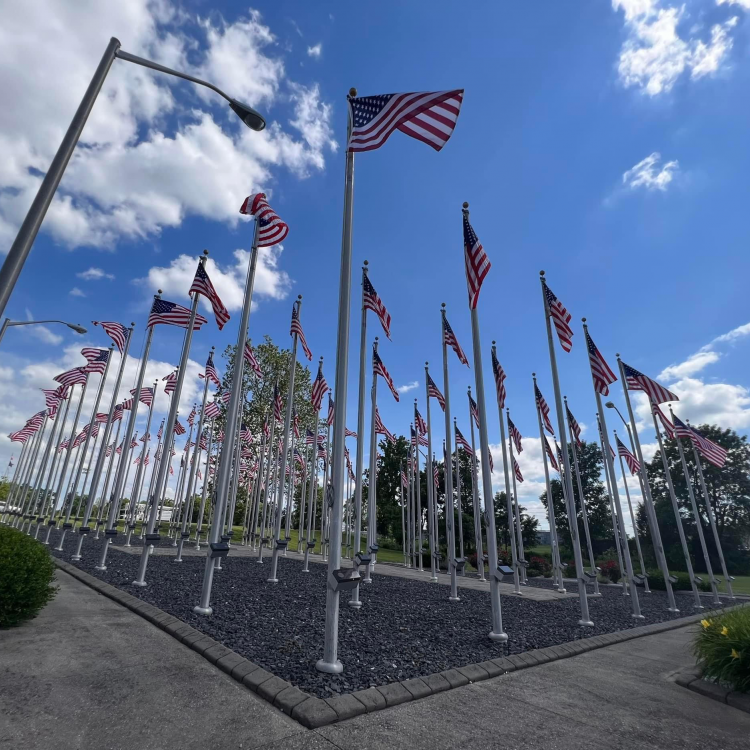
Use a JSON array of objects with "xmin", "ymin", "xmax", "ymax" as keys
[
  {"xmin": 0, "ymin": 37, "xmax": 266, "ymax": 321},
  {"xmin": 0, "ymin": 318, "xmax": 87, "ymax": 347}
]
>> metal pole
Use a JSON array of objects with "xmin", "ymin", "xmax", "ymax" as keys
[
  {"xmin": 599, "ymin": 424, "xmax": 627, "ymax": 595},
  {"xmin": 195, "ymin": 419, "xmax": 214, "ymax": 549},
  {"xmin": 468, "ymin": 391, "xmax": 485, "ymax": 581},
  {"xmin": 257, "ymin": 394, "xmax": 278, "ymax": 563},
  {"xmin": 363, "ymin": 338, "xmax": 379, "ymax": 584},
  {"xmin": 12, "ymin": 426, "xmax": 44, "ymax": 528},
  {"xmin": 2, "ymin": 439, "xmax": 28, "ymax": 523},
  {"xmin": 400, "ymin": 460, "xmax": 407, "ymax": 566},
  {"xmin": 454, "ymin": 423, "xmax": 465, "ymax": 576},
  {"xmin": 423, "ymin": 373, "xmax": 438, "ymax": 582},
  {"xmin": 507, "ymin": 409, "xmax": 526, "ymax": 583}
]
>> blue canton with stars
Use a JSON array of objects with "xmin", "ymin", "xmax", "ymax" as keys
[{"xmin": 349, "ymin": 94, "xmax": 395, "ymax": 128}]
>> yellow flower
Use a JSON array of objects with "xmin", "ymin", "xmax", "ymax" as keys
[
  {"xmin": 731, "ymin": 649, "xmax": 740, "ymax": 660},
  {"xmin": 701, "ymin": 619, "xmax": 711, "ymax": 629},
  {"xmin": 721, "ymin": 626, "xmax": 729, "ymax": 637}
]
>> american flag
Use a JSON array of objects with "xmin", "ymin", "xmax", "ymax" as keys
[
  {"xmin": 112, "ymin": 404, "xmax": 124, "ymax": 423},
  {"xmin": 239, "ymin": 193, "xmax": 289, "ymax": 246},
  {"xmin": 240, "ymin": 424, "xmax": 252, "ymax": 442},
  {"xmin": 373, "ymin": 348, "xmax": 399, "ymax": 402},
  {"xmin": 92, "ymin": 321, "xmax": 130, "ymax": 353},
  {"xmin": 443, "ymin": 314, "xmax": 469, "ymax": 366},
  {"xmin": 671, "ymin": 413, "xmax": 693, "ymax": 440},
  {"xmin": 140, "ymin": 432, "xmax": 150, "ymax": 442},
  {"xmin": 305, "ymin": 429, "xmax": 316, "ymax": 446},
  {"xmin": 616, "ymin": 436, "xmax": 641, "ymax": 475},
  {"xmin": 104, "ymin": 442, "xmax": 113, "ymax": 457},
  {"xmin": 327, "ymin": 395, "xmax": 335, "ymax": 426},
  {"xmin": 293, "ymin": 408, "xmax": 300, "ymax": 439},
  {"xmin": 544, "ymin": 438, "xmax": 559, "ymax": 471},
  {"xmin": 8, "ymin": 432, "xmax": 28, "ymax": 443},
  {"xmin": 163, "ymin": 370, "xmax": 178, "ymax": 395},
  {"xmin": 623, "ymin": 362, "xmax": 678, "ymax": 405},
  {"xmin": 201, "ymin": 351, "xmax": 221, "ymax": 387},
  {"xmin": 132, "ymin": 387, "xmax": 154, "ymax": 406},
  {"xmin": 290, "ymin": 305, "xmax": 313, "ymax": 361},
  {"xmin": 653, "ymin": 404, "xmax": 675, "ymax": 439},
  {"xmin": 508, "ymin": 417, "xmax": 523, "ymax": 454},
  {"xmin": 311, "ymin": 363, "xmax": 329, "ymax": 411},
  {"xmin": 317, "ymin": 445, "xmax": 327, "ymax": 463},
  {"xmin": 427, "ymin": 374, "xmax": 445, "ymax": 411},
  {"xmin": 535, "ymin": 384, "xmax": 555, "ymax": 435},
  {"xmin": 54, "ymin": 367, "xmax": 88, "ymax": 387},
  {"xmin": 401, "ymin": 469, "xmax": 408, "ymax": 487},
  {"xmin": 585, "ymin": 330, "xmax": 617, "ymax": 396},
  {"xmin": 263, "ymin": 421, "xmax": 270, "ymax": 439},
  {"xmin": 147, "ymin": 298, "xmax": 208, "ymax": 330},
  {"xmin": 411, "ymin": 426, "xmax": 428, "ymax": 447},
  {"xmin": 187, "ymin": 406, "xmax": 197, "ymax": 427},
  {"xmin": 41, "ymin": 388, "xmax": 63, "ymax": 413},
  {"xmin": 144, "ymin": 451, "xmax": 150, "ymax": 466},
  {"xmin": 81, "ymin": 347, "xmax": 110, "ymax": 375},
  {"xmin": 199, "ymin": 431, "xmax": 208, "ymax": 450},
  {"xmin": 243, "ymin": 342, "xmax": 263, "ymax": 377},
  {"xmin": 294, "ymin": 448, "xmax": 305, "ymax": 468},
  {"xmin": 488, "ymin": 449, "xmax": 494, "ymax": 472},
  {"xmin": 363, "ymin": 273, "xmax": 392, "ymax": 339},
  {"xmin": 95, "ymin": 413, "xmax": 109, "ymax": 423},
  {"xmin": 491, "ymin": 349, "xmax": 507, "ymax": 409},
  {"xmin": 566, "ymin": 404, "xmax": 582, "ymax": 446},
  {"xmin": 189, "ymin": 261, "xmax": 230, "ymax": 330},
  {"xmin": 170, "ymin": 465, "xmax": 175, "ymax": 476},
  {"xmin": 462, "ymin": 209, "xmax": 490, "ymax": 310},
  {"xmin": 455, "ymin": 424, "xmax": 472, "ymax": 452},
  {"xmin": 433, "ymin": 462, "xmax": 440, "ymax": 488},
  {"xmin": 130, "ymin": 435, "xmax": 138, "ymax": 449},
  {"xmin": 58, "ymin": 438, "xmax": 70, "ymax": 453},
  {"xmin": 219, "ymin": 389, "xmax": 231, "ymax": 405},
  {"xmin": 157, "ymin": 421, "xmax": 164, "ymax": 440},
  {"xmin": 347, "ymin": 89, "xmax": 464, "ymax": 153},
  {"xmin": 513, "ymin": 456, "xmax": 524, "ymax": 483},
  {"xmin": 174, "ymin": 420, "xmax": 186, "ymax": 436},
  {"xmin": 273, "ymin": 385, "xmax": 283, "ymax": 421},
  {"xmin": 374, "ymin": 407, "xmax": 395, "ymax": 444},
  {"xmin": 673, "ymin": 415, "xmax": 728, "ymax": 468},
  {"xmin": 415, "ymin": 408, "xmax": 427, "ymax": 436},
  {"xmin": 115, "ymin": 439, "xmax": 125, "ymax": 456},
  {"xmin": 543, "ymin": 283, "xmax": 574, "ymax": 353}
]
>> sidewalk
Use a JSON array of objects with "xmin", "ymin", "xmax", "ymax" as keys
[{"xmin": 1, "ymin": 570, "xmax": 748, "ymax": 750}]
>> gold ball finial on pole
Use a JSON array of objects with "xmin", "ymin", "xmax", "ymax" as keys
[
  {"xmin": 441, "ymin": 302, "xmax": 446, "ymax": 309},
  {"xmin": 462, "ymin": 201, "xmax": 469, "ymax": 209},
  {"xmin": 349, "ymin": 87, "xmax": 358, "ymax": 97},
  {"xmin": 539, "ymin": 270, "xmax": 545, "ymax": 277},
  {"xmin": 364, "ymin": 259, "xmax": 368, "ymax": 266},
  {"xmin": 298, "ymin": 294, "xmax": 303, "ymax": 300},
  {"xmin": 203, "ymin": 249, "xmax": 209, "ymax": 256},
  {"xmin": 157, "ymin": 289, "xmax": 163, "ymax": 294},
  {"xmin": 581, "ymin": 317, "xmax": 587, "ymax": 323},
  {"xmin": 532, "ymin": 372, "xmax": 536, "ymax": 377}
]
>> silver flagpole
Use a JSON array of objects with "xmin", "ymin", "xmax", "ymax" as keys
[
  {"xmin": 613, "ymin": 429, "xmax": 651, "ymax": 593},
  {"xmin": 363, "ymin": 337, "xmax": 379, "ymax": 584},
  {"xmin": 317, "ymin": 92, "xmax": 357, "ymax": 674},
  {"xmin": 490, "ymin": 343, "xmax": 520, "ymax": 594},
  {"xmin": 688, "ymin": 433, "xmax": 735, "ymax": 599},
  {"xmin": 172, "ymin": 417, "xmax": 195, "ymax": 540},
  {"xmin": 195, "ymin": 216, "xmax": 261, "ymax": 613},
  {"xmin": 258, "ymin": 391, "xmax": 279, "ymax": 563},
  {"xmin": 19, "ymin": 416, "xmax": 52, "ymax": 530},
  {"xmin": 414, "ymin": 432, "xmax": 423, "ymax": 572},
  {"xmin": 468, "ymin": 389, "xmax": 485, "ymax": 581},
  {"xmin": 269, "ymin": 296, "xmax": 302, "ymax": 582},
  {"xmin": 616, "ymin": 355, "xmax": 678, "ymax": 611},
  {"xmin": 26, "ymin": 410, "xmax": 63, "ymax": 535},
  {"xmin": 533, "ymin": 375, "xmax": 565, "ymax": 591},
  {"xmin": 303, "ymin": 398, "xmax": 321, "ymax": 574},
  {"xmin": 507, "ymin": 409, "xmax": 526, "ymax": 584},
  {"xmin": 424, "ymin": 368, "xmax": 439, "ymax": 582},
  {"xmin": 349, "ymin": 261, "xmax": 369, "ymax": 605},
  {"xmin": 564, "ymin": 396, "xmax": 600, "ymax": 597},
  {"xmin": 401, "ymin": 459, "xmax": 407, "ymax": 566},
  {"xmin": 463, "ymin": 203, "xmax": 505, "ymax": 640},
  {"xmin": 440, "ymin": 305, "xmax": 460, "ymax": 602},
  {"xmin": 651, "ymin": 406, "xmax": 702, "ymax": 608},
  {"xmin": 539, "ymin": 273, "xmax": 592, "ymax": 627},
  {"xmin": 453, "ymin": 420, "xmax": 465, "ymax": 576},
  {"xmin": 297, "ymin": 430, "xmax": 310, "ymax": 552},
  {"xmin": 225, "ymin": 391, "xmax": 245, "ymax": 539},
  {"xmin": 2, "ymin": 440, "xmax": 28, "ymax": 523},
  {"xmin": 321, "ymin": 406, "xmax": 333, "ymax": 561},
  {"xmin": 140, "ymin": 421, "xmax": 163, "ymax": 540},
  {"xmin": 13, "ymin": 425, "xmax": 44, "ymax": 528},
  {"xmin": 285, "ymin": 434, "xmax": 297, "ymax": 546},
  {"xmin": 669, "ymin": 407, "xmax": 720, "ymax": 605},
  {"xmin": 250, "ymin": 417, "xmax": 267, "ymax": 550},
  {"xmin": 195, "ymin": 418, "xmax": 214, "ymax": 549},
  {"xmin": 406, "ymin": 438, "xmax": 413, "ymax": 567},
  {"xmin": 598, "ymin": 421, "xmax": 627, "ymax": 595}
]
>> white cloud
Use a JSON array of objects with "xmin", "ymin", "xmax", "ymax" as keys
[
  {"xmin": 23, "ymin": 309, "xmax": 63, "ymax": 346},
  {"xmin": 397, "ymin": 381, "xmax": 419, "ymax": 394},
  {"xmin": 307, "ymin": 43, "xmax": 322, "ymax": 59},
  {"xmin": 658, "ymin": 350, "xmax": 720, "ymax": 381},
  {"xmin": 622, "ymin": 152, "xmax": 679, "ymax": 191},
  {"xmin": 69, "ymin": 287, "xmax": 86, "ymax": 298},
  {"xmin": 718, "ymin": 0, "xmax": 750, "ymax": 8},
  {"xmin": 611, "ymin": 1, "xmax": 740, "ymax": 95},
  {"xmin": 77, "ymin": 267, "xmax": 115, "ymax": 281},
  {"xmin": 706, "ymin": 320, "xmax": 750, "ymax": 347},
  {"xmin": 0, "ymin": 2, "xmax": 337, "ymax": 251}
]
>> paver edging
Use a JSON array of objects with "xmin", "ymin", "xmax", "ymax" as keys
[
  {"xmin": 673, "ymin": 667, "xmax": 750, "ymax": 715},
  {"xmin": 52, "ymin": 557, "xmax": 750, "ymax": 729}
]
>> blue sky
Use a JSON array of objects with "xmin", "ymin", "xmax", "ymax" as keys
[{"xmin": 2, "ymin": 0, "xmax": 750, "ymax": 526}]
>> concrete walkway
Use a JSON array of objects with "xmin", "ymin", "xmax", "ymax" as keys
[{"xmin": 2, "ymin": 570, "xmax": 749, "ymax": 750}]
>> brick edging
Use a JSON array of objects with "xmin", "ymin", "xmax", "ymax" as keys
[
  {"xmin": 674, "ymin": 667, "xmax": 750, "ymax": 713},
  {"xmin": 53, "ymin": 558, "xmax": 750, "ymax": 729}
]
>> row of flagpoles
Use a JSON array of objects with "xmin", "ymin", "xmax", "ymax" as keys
[{"xmin": 1, "ymin": 86, "xmax": 736, "ymax": 677}]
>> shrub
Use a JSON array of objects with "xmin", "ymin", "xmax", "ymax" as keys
[
  {"xmin": 528, "ymin": 555, "xmax": 551, "ymax": 575},
  {"xmin": 645, "ymin": 570, "xmax": 711, "ymax": 592},
  {"xmin": 693, "ymin": 608, "xmax": 750, "ymax": 693},
  {"xmin": 599, "ymin": 559, "xmax": 621, "ymax": 584},
  {"xmin": 0, "ymin": 526, "xmax": 57, "ymax": 628}
]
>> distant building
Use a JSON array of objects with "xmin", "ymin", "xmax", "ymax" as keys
[{"xmin": 536, "ymin": 529, "xmax": 551, "ymax": 546}]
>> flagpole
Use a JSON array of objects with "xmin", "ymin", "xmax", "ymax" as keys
[
  {"xmin": 303, "ymin": 392, "xmax": 321, "ymax": 574},
  {"xmin": 26, "ymin": 414, "xmax": 63, "ymax": 535},
  {"xmin": 20, "ymin": 415, "xmax": 54, "ymax": 531},
  {"xmin": 539, "ymin": 273, "xmax": 592, "ymax": 626},
  {"xmin": 269, "ymin": 296, "xmax": 302, "ymax": 581},
  {"xmin": 426, "ymin": 374, "xmax": 440, "ymax": 583},
  {"xmin": 651, "ymin": 406, "xmax": 702, "ymax": 608},
  {"xmin": 598, "ymin": 421, "xmax": 627, "ymax": 595},
  {"xmin": 321, "ymin": 405, "xmax": 333, "ymax": 561},
  {"xmin": 363, "ymin": 336, "xmax": 379, "ymax": 585},
  {"xmin": 400, "ymin": 459, "xmax": 407, "ymax": 566},
  {"xmin": 195, "ymin": 418, "xmax": 214, "ymax": 550},
  {"xmin": 490, "ymin": 342, "xmax": 521, "ymax": 594},
  {"xmin": 453, "ymin": 420, "xmax": 466, "ymax": 576},
  {"xmin": 468, "ymin": 389, "xmax": 485, "ymax": 581},
  {"xmin": 140, "ymin": 420, "xmax": 163, "ymax": 540},
  {"xmin": 250, "ymin": 416, "xmax": 267, "ymax": 550},
  {"xmin": 2, "ymin": 440, "xmax": 28, "ymax": 523},
  {"xmin": 616, "ymin": 355, "xmax": 678, "ymax": 611},
  {"xmin": 12, "ymin": 424, "xmax": 43, "ymax": 528},
  {"xmin": 297, "ymin": 430, "xmax": 310, "ymax": 552},
  {"xmin": 225, "ymin": 390, "xmax": 245, "ymax": 539},
  {"xmin": 564, "ymin": 396, "xmax": 600, "ymax": 597},
  {"xmin": 258, "ymin": 388, "xmax": 279, "ymax": 563},
  {"xmin": 171, "ymin": 417, "xmax": 195, "ymax": 541},
  {"xmin": 688, "ymin": 434, "xmax": 735, "ymax": 599},
  {"xmin": 669, "ymin": 407, "xmax": 720, "ymax": 605}
]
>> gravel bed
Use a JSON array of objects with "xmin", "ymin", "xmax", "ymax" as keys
[{"xmin": 48, "ymin": 527, "xmax": 719, "ymax": 699}]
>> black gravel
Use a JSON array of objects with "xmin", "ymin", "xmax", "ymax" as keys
[{"xmin": 48, "ymin": 528, "xmax": 720, "ymax": 699}]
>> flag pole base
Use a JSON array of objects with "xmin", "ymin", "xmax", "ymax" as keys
[
  {"xmin": 315, "ymin": 658, "xmax": 343, "ymax": 675},
  {"xmin": 632, "ymin": 614, "xmax": 645, "ymax": 620},
  {"xmin": 95, "ymin": 565, "xmax": 107, "ymax": 572},
  {"xmin": 449, "ymin": 596, "xmax": 461, "ymax": 603},
  {"xmin": 131, "ymin": 580, "xmax": 147, "ymax": 588},
  {"xmin": 668, "ymin": 607, "xmax": 680, "ymax": 613},
  {"xmin": 71, "ymin": 555, "xmax": 81, "ymax": 562},
  {"xmin": 489, "ymin": 630, "xmax": 508, "ymax": 642},
  {"xmin": 578, "ymin": 619, "xmax": 595, "ymax": 628},
  {"xmin": 267, "ymin": 578, "xmax": 279, "ymax": 584},
  {"xmin": 347, "ymin": 599, "xmax": 362, "ymax": 609},
  {"xmin": 193, "ymin": 605, "xmax": 212, "ymax": 616}
]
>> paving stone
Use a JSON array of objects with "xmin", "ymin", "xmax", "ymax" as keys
[
  {"xmin": 353, "ymin": 687, "xmax": 387, "ymax": 712},
  {"xmin": 180, "ymin": 631, "xmax": 205, "ymax": 647},
  {"xmin": 490, "ymin": 657, "xmax": 516, "ymax": 673},
  {"xmin": 230, "ymin": 660, "xmax": 259, "ymax": 682},
  {"xmin": 375, "ymin": 681, "xmax": 412, "ymax": 707},
  {"xmin": 457, "ymin": 663, "xmax": 490, "ymax": 683},
  {"xmin": 325, "ymin": 693, "xmax": 367, "ymax": 721},
  {"xmin": 477, "ymin": 660, "xmax": 504, "ymax": 678},
  {"xmin": 528, "ymin": 649, "xmax": 551, "ymax": 665},
  {"xmin": 257, "ymin": 676, "xmax": 289, "ymax": 703},
  {"xmin": 727, "ymin": 691, "xmax": 750, "ymax": 713},
  {"xmin": 292, "ymin": 698, "xmax": 338, "ymax": 729},
  {"xmin": 189, "ymin": 637, "xmax": 217, "ymax": 656},
  {"xmin": 688, "ymin": 678, "xmax": 729, "ymax": 702},
  {"xmin": 422, "ymin": 672, "xmax": 451, "ymax": 694},
  {"xmin": 274, "ymin": 686, "xmax": 309, "ymax": 716},
  {"xmin": 440, "ymin": 668, "xmax": 469, "ymax": 688},
  {"xmin": 243, "ymin": 667, "xmax": 273, "ymax": 693},
  {"xmin": 505, "ymin": 654, "xmax": 529, "ymax": 670},
  {"xmin": 401, "ymin": 677, "xmax": 432, "ymax": 699},
  {"xmin": 216, "ymin": 652, "xmax": 246, "ymax": 675},
  {"xmin": 675, "ymin": 670, "xmax": 699, "ymax": 688},
  {"xmin": 203, "ymin": 643, "xmax": 232, "ymax": 665}
]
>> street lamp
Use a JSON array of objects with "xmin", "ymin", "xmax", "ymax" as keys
[
  {"xmin": 0, "ymin": 318, "xmax": 87, "ymax": 346},
  {"xmin": 0, "ymin": 37, "xmax": 266, "ymax": 322}
]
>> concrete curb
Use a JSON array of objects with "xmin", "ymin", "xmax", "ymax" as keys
[
  {"xmin": 53, "ymin": 558, "xmax": 750, "ymax": 729},
  {"xmin": 674, "ymin": 667, "xmax": 750, "ymax": 714}
]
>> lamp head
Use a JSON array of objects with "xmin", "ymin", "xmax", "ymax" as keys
[
  {"xmin": 229, "ymin": 99, "xmax": 266, "ymax": 131},
  {"xmin": 604, "ymin": 401, "xmax": 615, "ymax": 409},
  {"xmin": 68, "ymin": 324, "xmax": 87, "ymax": 335}
]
